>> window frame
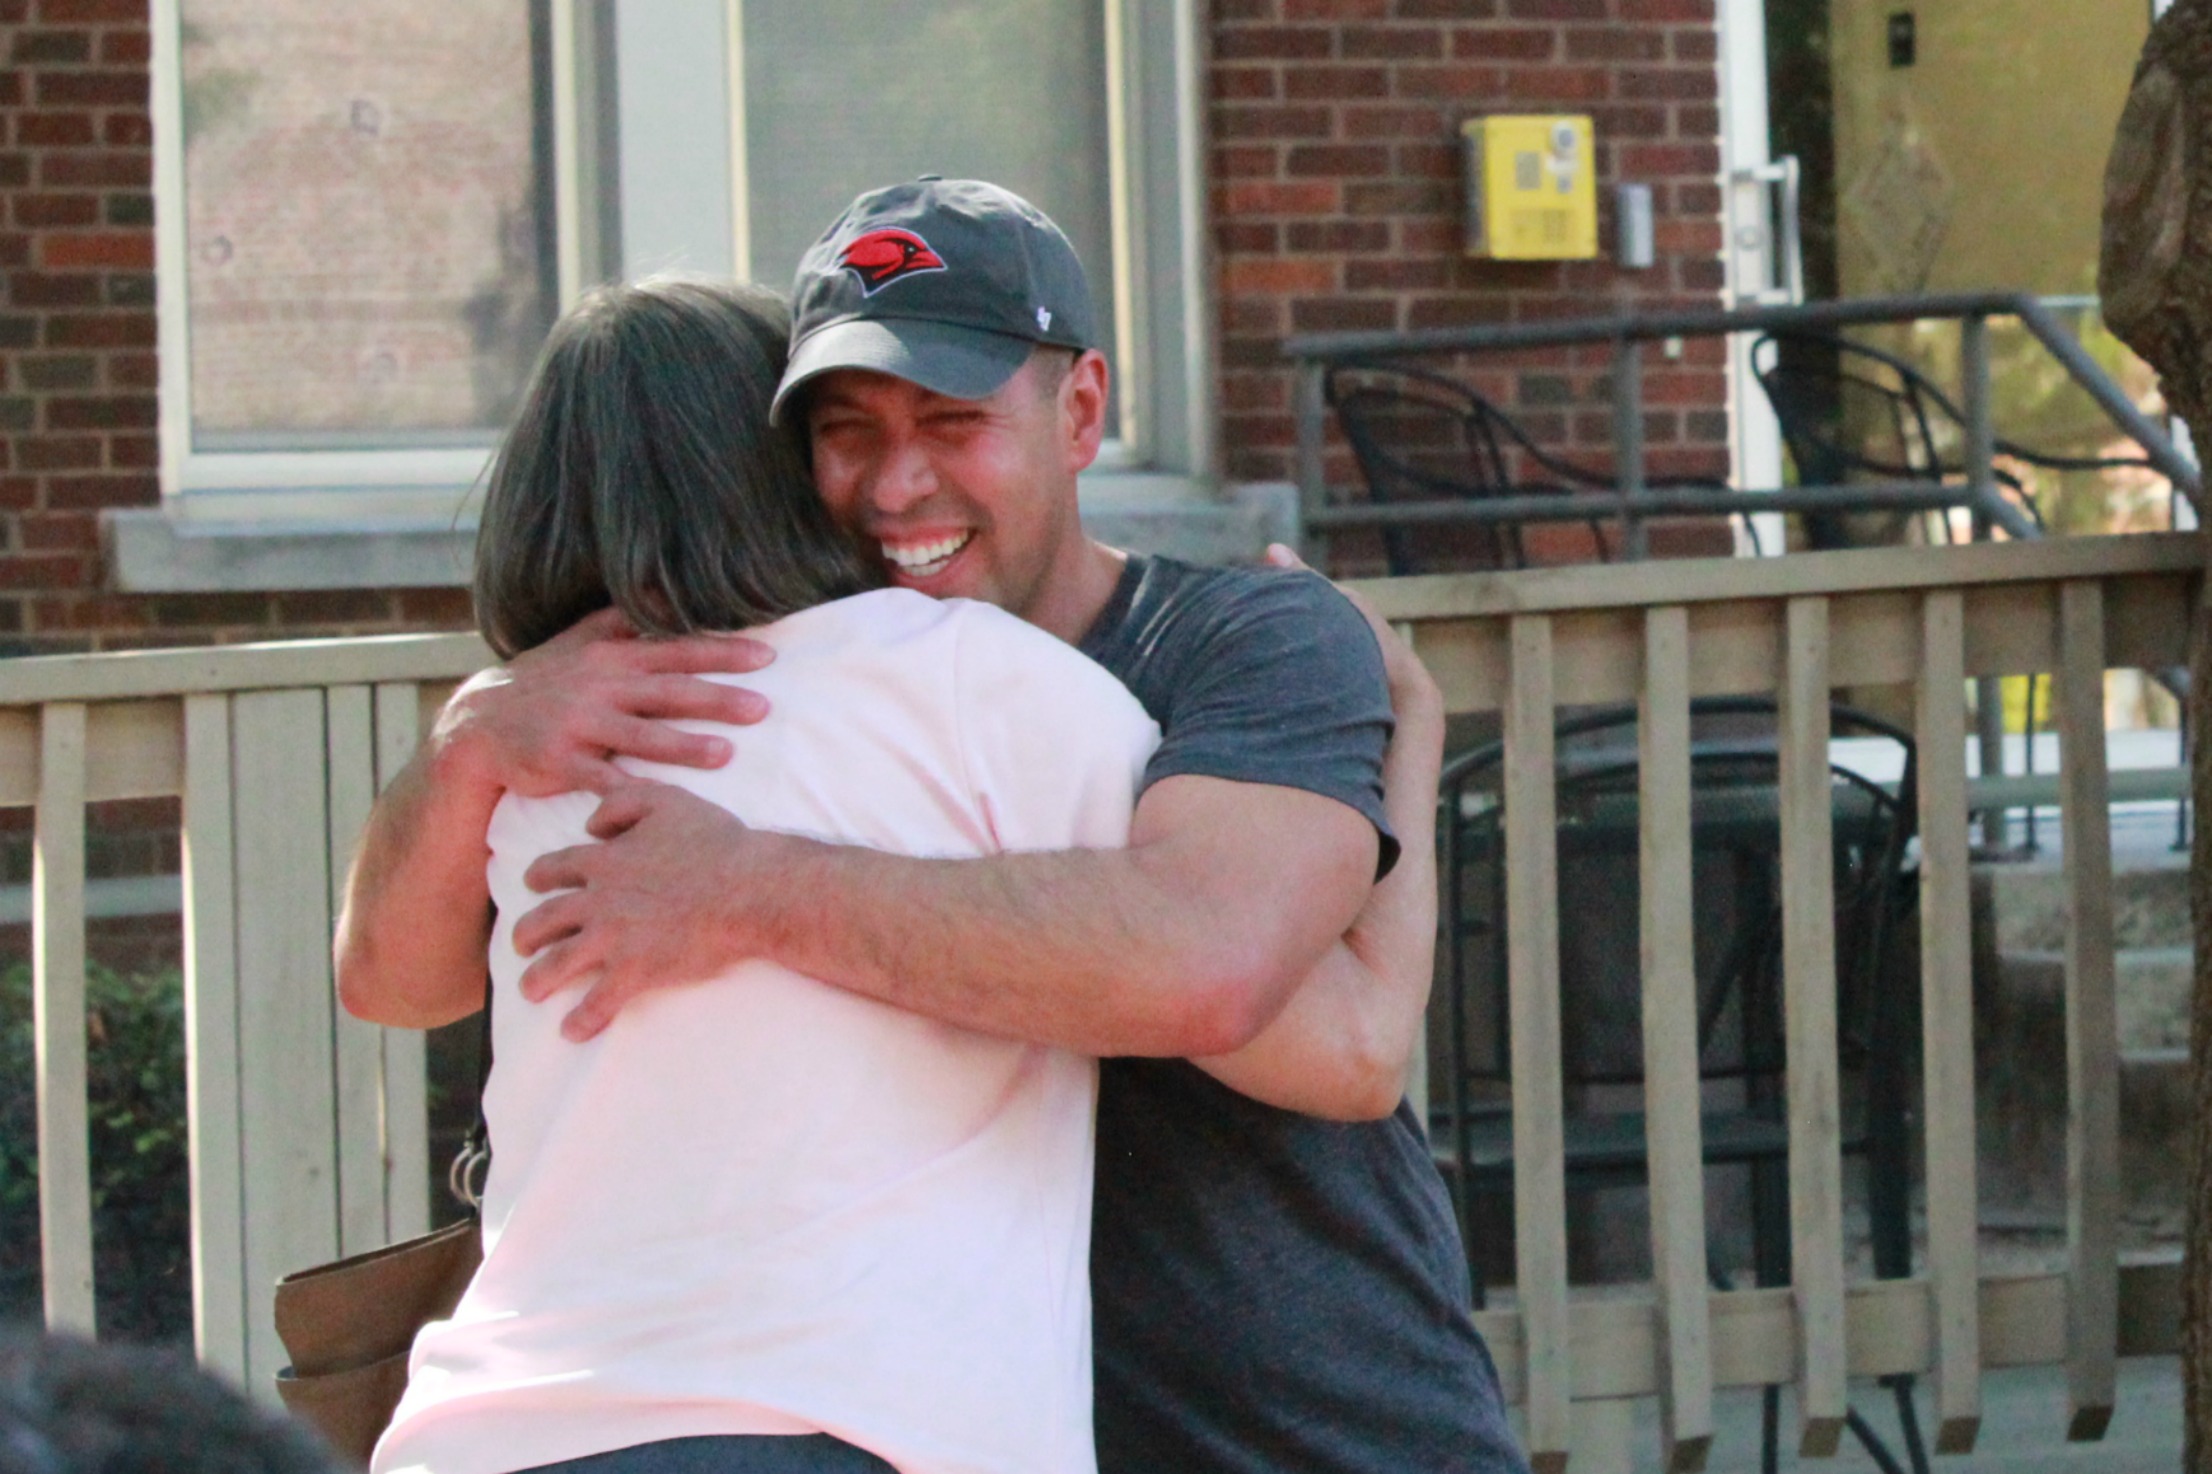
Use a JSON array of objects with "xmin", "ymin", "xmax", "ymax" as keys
[{"xmin": 119, "ymin": 0, "xmax": 1213, "ymax": 591}]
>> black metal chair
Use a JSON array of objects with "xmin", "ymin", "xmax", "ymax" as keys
[
  {"xmin": 1323, "ymin": 362, "xmax": 1623, "ymax": 574},
  {"xmin": 1750, "ymin": 330, "xmax": 2157, "ymax": 546},
  {"xmin": 1432, "ymin": 696, "xmax": 1929, "ymax": 1474}
]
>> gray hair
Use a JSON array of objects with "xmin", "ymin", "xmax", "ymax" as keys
[{"xmin": 473, "ymin": 278, "xmax": 880, "ymax": 659}]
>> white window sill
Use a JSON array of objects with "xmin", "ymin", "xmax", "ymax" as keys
[{"xmin": 103, "ymin": 479, "xmax": 1284, "ymax": 594}]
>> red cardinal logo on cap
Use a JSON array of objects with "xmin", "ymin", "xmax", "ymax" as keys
[{"xmin": 838, "ymin": 229, "xmax": 947, "ymax": 295}]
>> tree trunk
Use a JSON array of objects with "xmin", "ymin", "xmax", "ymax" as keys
[{"xmin": 2102, "ymin": 8, "xmax": 2212, "ymax": 1467}]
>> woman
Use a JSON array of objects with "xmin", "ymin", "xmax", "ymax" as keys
[{"xmin": 371, "ymin": 280, "xmax": 1158, "ymax": 1474}]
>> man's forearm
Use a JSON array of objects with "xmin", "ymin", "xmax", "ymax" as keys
[
  {"xmin": 333, "ymin": 735, "xmax": 500, "ymax": 1029},
  {"xmin": 736, "ymin": 795, "xmax": 1371, "ymax": 1058}
]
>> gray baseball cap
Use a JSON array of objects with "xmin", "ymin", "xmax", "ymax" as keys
[{"xmin": 770, "ymin": 177, "xmax": 1098, "ymax": 425}]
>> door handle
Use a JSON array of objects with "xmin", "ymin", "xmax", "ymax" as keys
[{"xmin": 1730, "ymin": 155, "xmax": 1805, "ymax": 306}]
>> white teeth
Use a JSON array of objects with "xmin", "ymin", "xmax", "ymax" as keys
[{"xmin": 881, "ymin": 531, "xmax": 972, "ymax": 576}]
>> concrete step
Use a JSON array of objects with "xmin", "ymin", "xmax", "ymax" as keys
[
  {"xmin": 1978, "ymin": 949, "xmax": 2192, "ymax": 1227},
  {"xmin": 1981, "ymin": 852, "xmax": 2190, "ymax": 953},
  {"xmin": 1993, "ymin": 947, "xmax": 2192, "ymax": 1052}
]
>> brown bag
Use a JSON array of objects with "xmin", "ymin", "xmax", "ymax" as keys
[{"xmin": 272, "ymin": 1215, "xmax": 482, "ymax": 1467}]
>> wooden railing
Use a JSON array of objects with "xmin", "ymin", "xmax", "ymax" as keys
[
  {"xmin": 1, "ymin": 632, "xmax": 488, "ymax": 1387},
  {"xmin": 3, "ymin": 532, "xmax": 2197, "ymax": 1468},
  {"xmin": 1351, "ymin": 531, "xmax": 2199, "ymax": 1472}
]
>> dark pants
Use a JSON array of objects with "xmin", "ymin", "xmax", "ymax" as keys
[{"xmin": 520, "ymin": 1434, "xmax": 897, "ymax": 1474}]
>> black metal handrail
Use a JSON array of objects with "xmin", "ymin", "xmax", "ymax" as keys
[{"xmin": 1283, "ymin": 290, "xmax": 2202, "ymax": 562}]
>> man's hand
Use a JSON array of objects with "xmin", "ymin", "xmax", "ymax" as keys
[
  {"xmin": 509, "ymin": 779, "xmax": 784, "ymax": 1041},
  {"xmin": 333, "ymin": 608, "xmax": 779, "ymax": 1030},
  {"xmin": 437, "ymin": 607, "xmax": 778, "ymax": 799}
]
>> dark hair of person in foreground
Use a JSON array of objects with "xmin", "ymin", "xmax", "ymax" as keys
[
  {"xmin": 472, "ymin": 277, "xmax": 882, "ymax": 660},
  {"xmin": 0, "ymin": 1329, "xmax": 339, "ymax": 1474}
]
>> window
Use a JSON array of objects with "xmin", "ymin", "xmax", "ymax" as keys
[{"xmin": 128, "ymin": 0, "xmax": 1210, "ymax": 589}]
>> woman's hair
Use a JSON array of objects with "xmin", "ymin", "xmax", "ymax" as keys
[{"xmin": 472, "ymin": 278, "xmax": 881, "ymax": 659}]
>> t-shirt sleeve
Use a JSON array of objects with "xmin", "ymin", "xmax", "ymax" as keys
[
  {"xmin": 951, "ymin": 605, "xmax": 1162, "ymax": 855},
  {"xmin": 1148, "ymin": 571, "xmax": 1400, "ymax": 878}
]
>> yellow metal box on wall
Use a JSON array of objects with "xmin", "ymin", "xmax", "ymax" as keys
[{"xmin": 1460, "ymin": 115, "xmax": 1598, "ymax": 260}]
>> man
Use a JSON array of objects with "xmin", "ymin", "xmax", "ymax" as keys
[{"xmin": 338, "ymin": 178, "xmax": 1525, "ymax": 1474}]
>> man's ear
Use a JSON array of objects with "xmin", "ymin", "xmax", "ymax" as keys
[{"xmin": 1060, "ymin": 349, "xmax": 1111, "ymax": 472}]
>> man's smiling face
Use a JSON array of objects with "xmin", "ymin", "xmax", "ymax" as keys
[{"xmin": 804, "ymin": 349, "xmax": 1113, "ymax": 641}]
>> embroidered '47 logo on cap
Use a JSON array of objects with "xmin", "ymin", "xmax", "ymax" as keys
[{"xmin": 838, "ymin": 229, "xmax": 947, "ymax": 295}]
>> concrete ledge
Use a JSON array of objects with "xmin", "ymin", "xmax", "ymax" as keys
[{"xmin": 105, "ymin": 509, "xmax": 474, "ymax": 592}]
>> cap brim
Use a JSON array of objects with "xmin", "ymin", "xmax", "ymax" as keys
[{"xmin": 770, "ymin": 318, "xmax": 1036, "ymax": 426}]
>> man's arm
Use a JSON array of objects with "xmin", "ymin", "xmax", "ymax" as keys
[
  {"xmin": 333, "ymin": 609, "xmax": 773, "ymax": 1029},
  {"xmin": 512, "ymin": 772, "xmax": 1377, "ymax": 1058},
  {"xmin": 1188, "ymin": 603, "xmax": 1445, "ymax": 1120}
]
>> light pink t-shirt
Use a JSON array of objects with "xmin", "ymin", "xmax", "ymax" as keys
[{"xmin": 373, "ymin": 589, "xmax": 1160, "ymax": 1474}]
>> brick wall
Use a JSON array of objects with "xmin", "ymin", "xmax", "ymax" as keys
[
  {"xmin": 0, "ymin": 0, "xmax": 470, "ymax": 654},
  {"xmin": 1211, "ymin": 0, "xmax": 1734, "ymax": 572}
]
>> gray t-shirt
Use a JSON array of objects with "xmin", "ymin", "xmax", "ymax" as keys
[{"xmin": 1078, "ymin": 555, "xmax": 1526, "ymax": 1474}]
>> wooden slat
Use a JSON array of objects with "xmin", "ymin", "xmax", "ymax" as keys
[
  {"xmin": 1504, "ymin": 614, "xmax": 1571, "ymax": 1474},
  {"xmin": 1637, "ymin": 604, "xmax": 1714, "ymax": 1473},
  {"xmin": 2057, "ymin": 579, "xmax": 2119, "ymax": 1441},
  {"xmin": 373, "ymin": 682, "xmax": 432, "ymax": 1240},
  {"xmin": 231, "ymin": 688, "xmax": 340, "ymax": 1389},
  {"xmin": 0, "ymin": 631, "xmax": 489, "ymax": 707},
  {"xmin": 182, "ymin": 694, "xmax": 247, "ymax": 1381},
  {"xmin": 1915, "ymin": 590, "xmax": 1982, "ymax": 1453},
  {"xmin": 1777, "ymin": 596, "xmax": 1846, "ymax": 1456},
  {"xmin": 1408, "ymin": 571, "xmax": 2193, "ymax": 716},
  {"xmin": 1351, "ymin": 529, "xmax": 2199, "ymax": 623},
  {"xmin": 1470, "ymin": 1259, "xmax": 2182, "ymax": 1407},
  {"xmin": 0, "ymin": 699, "xmax": 185, "ymax": 806},
  {"xmin": 34, "ymin": 702, "xmax": 95, "ymax": 1335},
  {"xmin": 325, "ymin": 686, "xmax": 387, "ymax": 1257}
]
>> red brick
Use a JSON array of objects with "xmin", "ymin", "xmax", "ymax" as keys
[
  {"xmin": 13, "ymin": 192, "xmax": 99, "ymax": 228},
  {"xmin": 35, "ymin": 0, "xmax": 144, "ymax": 22},
  {"xmin": 1396, "ymin": 63, "xmax": 1514, "ymax": 99},
  {"xmin": 1222, "ymin": 180, "xmax": 1341, "ymax": 215},
  {"xmin": 1619, "ymin": 0, "xmax": 1711, "ymax": 18},
  {"xmin": 1224, "ymin": 257, "xmax": 1338, "ymax": 295},
  {"xmin": 1216, "ymin": 0, "xmax": 1280, "ymax": 17},
  {"xmin": 1217, "ymin": 220, "xmax": 1282, "ymax": 254},
  {"xmin": 1214, "ymin": 105, "xmax": 1334, "ymax": 139},
  {"xmin": 1216, "ymin": 26, "xmax": 1334, "ymax": 60},
  {"xmin": 1347, "ymin": 257, "xmax": 1458, "ymax": 291},
  {"xmin": 105, "ymin": 350, "xmax": 157, "ymax": 388},
  {"xmin": 0, "ymin": 554, "xmax": 94, "ymax": 589},
  {"xmin": 1565, "ymin": 28, "xmax": 1666, "ymax": 61},
  {"xmin": 38, "ymin": 230, "xmax": 153, "ymax": 270},
  {"xmin": 1453, "ymin": 26, "xmax": 1557, "ymax": 59},
  {"xmin": 17, "ymin": 436, "xmax": 103, "ymax": 471},
  {"xmin": 1286, "ymin": 0, "xmax": 1390, "ymax": 15},
  {"xmin": 1223, "ymin": 372, "xmax": 1290, "ymax": 411},
  {"xmin": 1504, "ymin": 0, "xmax": 1607, "ymax": 17},
  {"xmin": 40, "ymin": 471, "xmax": 155, "ymax": 510},
  {"xmin": 1216, "ymin": 144, "xmax": 1283, "ymax": 179},
  {"xmin": 1286, "ymin": 218, "xmax": 1393, "ymax": 252},
  {"xmin": 34, "ymin": 70, "xmax": 144, "ymax": 108},
  {"xmin": 39, "ymin": 152, "xmax": 147, "ymax": 188},
  {"xmin": 1671, "ymin": 29, "xmax": 1718, "ymax": 62},
  {"xmin": 17, "ymin": 112, "xmax": 98, "ymax": 148},
  {"xmin": 1340, "ymin": 26, "xmax": 1444, "ymax": 59},
  {"xmin": 1395, "ymin": 140, "xmax": 1457, "ymax": 177},
  {"xmin": 1345, "ymin": 180, "xmax": 1451, "ymax": 214},
  {"xmin": 0, "ymin": 477, "xmax": 36, "ymax": 510},
  {"xmin": 45, "ymin": 393, "xmax": 155, "ymax": 429},
  {"xmin": 45, "ymin": 312, "xmax": 154, "ymax": 347},
  {"xmin": 1284, "ymin": 65, "xmax": 1391, "ymax": 99},
  {"xmin": 1619, "ymin": 142, "xmax": 1719, "ymax": 176},
  {"xmin": 6, "ymin": 271, "xmax": 102, "ymax": 308},
  {"xmin": 1291, "ymin": 298, "xmax": 1399, "ymax": 332},
  {"xmin": 16, "ymin": 512, "xmax": 98, "ymax": 552},
  {"xmin": 97, "ymin": 28, "xmax": 150, "ymax": 65},
  {"xmin": 1618, "ymin": 67, "xmax": 1714, "ymax": 100},
  {"xmin": 1286, "ymin": 143, "xmax": 1389, "ymax": 176},
  {"xmin": 1343, "ymin": 105, "xmax": 1447, "ymax": 139},
  {"xmin": 102, "ymin": 113, "xmax": 153, "ymax": 148},
  {"xmin": 1214, "ymin": 66, "xmax": 1281, "ymax": 100},
  {"xmin": 107, "ymin": 433, "xmax": 157, "ymax": 468},
  {"xmin": 1394, "ymin": 0, "xmax": 1498, "ymax": 16},
  {"xmin": 1500, "ymin": 65, "xmax": 1614, "ymax": 102}
]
